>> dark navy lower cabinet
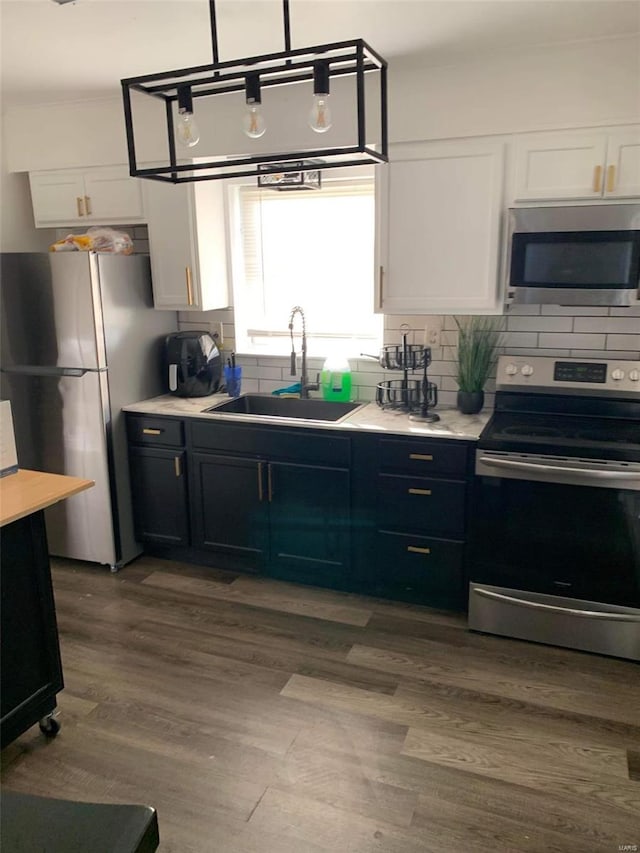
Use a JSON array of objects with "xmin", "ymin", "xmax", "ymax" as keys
[
  {"xmin": 127, "ymin": 414, "xmax": 190, "ymax": 549},
  {"xmin": 352, "ymin": 433, "xmax": 474, "ymax": 611},
  {"xmin": 126, "ymin": 413, "xmax": 473, "ymax": 610}
]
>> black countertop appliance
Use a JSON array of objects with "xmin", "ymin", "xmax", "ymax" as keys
[{"xmin": 165, "ymin": 331, "xmax": 221, "ymax": 397}]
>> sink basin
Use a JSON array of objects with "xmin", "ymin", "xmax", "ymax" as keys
[{"xmin": 204, "ymin": 394, "xmax": 363, "ymax": 422}]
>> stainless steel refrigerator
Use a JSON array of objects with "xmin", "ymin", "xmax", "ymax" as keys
[{"xmin": 0, "ymin": 252, "xmax": 176, "ymax": 569}]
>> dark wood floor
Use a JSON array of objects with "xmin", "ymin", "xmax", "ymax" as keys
[{"xmin": 2, "ymin": 556, "xmax": 639, "ymax": 852}]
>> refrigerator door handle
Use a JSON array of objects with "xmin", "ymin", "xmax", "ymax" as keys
[{"xmin": 1, "ymin": 365, "xmax": 93, "ymax": 377}]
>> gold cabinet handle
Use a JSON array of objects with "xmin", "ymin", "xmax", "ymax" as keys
[
  {"xmin": 76, "ymin": 196, "xmax": 85, "ymax": 217},
  {"xmin": 267, "ymin": 464, "xmax": 273, "ymax": 502},
  {"xmin": 185, "ymin": 266, "xmax": 194, "ymax": 306},
  {"xmin": 593, "ymin": 165, "xmax": 603, "ymax": 194},
  {"xmin": 84, "ymin": 195, "xmax": 92, "ymax": 215},
  {"xmin": 606, "ymin": 164, "xmax": 616, "ymax": 193},
  {"xmin": 378, "ymin": 265, "xmax": 384, "ymax": 310},
  {"xmin": 407, "ymin": 546, "xmax": 431, "ymax": 555},
  {"xmin": 257, "ymin": 462, "xmax": 264, "ymax": 502},
  {"xmin": 408, "ymin": 488, "xmax": 432, "ymax": 496},
  {"xmin": 174, "ymin": 456, "xmax": 181, "ymax": 477},
  {"xmin": 409, "ymin": 453, "xmax": 433, "ymax": 461},
  {"xmin": 142, "ymin": 428, "xmax": 162, "ymax": 435}
]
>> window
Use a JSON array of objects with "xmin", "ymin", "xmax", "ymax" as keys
[{"xmin": 228, "ymin": 173, "xmax": 382, "ymax": 357}]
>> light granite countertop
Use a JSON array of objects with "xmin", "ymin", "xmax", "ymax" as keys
[{"xmin": 123, "ymin": 394, "xmax": 491, "ymax": 441}]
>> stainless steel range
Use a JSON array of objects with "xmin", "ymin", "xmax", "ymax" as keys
[{"xmin": 467, "ymin": 355, "xmax": 640, "ymax": 661}]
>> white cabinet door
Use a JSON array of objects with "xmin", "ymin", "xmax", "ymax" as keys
[
  {"xmin": 83, "ymin": 166, "xmax": 145, "ymax": 222},
  {"xmin": 605, "ymin": 131, "xmax": 640, "ymax": 198},
  {"xmin": 29, "ymin": 165, "xmax": 145, "ymax": 227},
  {"xmin": 513, "ymin": 133, "xmax": 608, "ymax": 201},
  {"xmin": 512, "ymin": 127, "xmax": 640, "ymax": 202},
  {"xmin": 144, "ymin": 179, "xmax": 229, "ymax": 312},
  {"xmin": 29, "ymin": 171, "xmax": 86, "ymax": 225},
  {"xmin": 376, "ymin": 140, "xmax": 505, "ymax": 315}
]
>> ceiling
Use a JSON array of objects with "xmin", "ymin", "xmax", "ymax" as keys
[{"xmin": 1, "ymin": 0, "xmax": 639, "ymax": 109}]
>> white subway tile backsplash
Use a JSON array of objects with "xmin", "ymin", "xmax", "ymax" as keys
[
  {"xmin": 175, "ymin": 304, "xmax": 636, "ymax": 404},
  {"xmin": 505, "ymin": 347, "xmax": 570, "ymax": 357},
  {"xmin": 572, "ymin": 350, "xmax": 639, "ymax": 359},
  {"xmin": 539, "ymin": 333, "xmax": 606, "ymax": 349},
  {"xmin": 606, "ymin": 334, "xmax": 640, "ymax": 350},
  {"xmin": 437, "ymin": 390, "xmax": 458, "ymax": 407},
  {"xmin": 574, "ymin": 317, "xmax": 640, "ymax": 333},
  {"xmin": 384, "ymin": 314, "xmax": 429, "ymax": 331},
  {"xmin": 257, "ymin": 366, "xmax": 284, "ymax": 380},
  {"xmin": 430, "ymin": 360, "xmax": 457, "ymax": 377},
  {"xmin": 507, "ymin": 315, "xmax": 573, "ymax": 332},
  {"xmin": 503, "ymin": 332, "xmax": 539, "ymax": 348},
  {"xmin": 610, "ymin": 305, "xmax": 640, "ymax": 317},
  {"xmin": 540, "ymin": 305, "xmax": 609, "ymax": 316},
  {"xmin": 505, "ymin": 304, "xmax": 541, "ymax": 316}
]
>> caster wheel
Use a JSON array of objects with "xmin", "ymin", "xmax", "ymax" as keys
[{"xmin": 39, "ymin": 714, "xmax": 61, "ymax": 738}]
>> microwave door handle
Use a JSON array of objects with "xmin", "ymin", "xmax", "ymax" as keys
[
  {"xmin": 168, "ymin": 363, "xmax": 178, "ymax": 392},
  {"xmin": 477, "ymin": 455, "xmax": 640, "ymax": 482}
]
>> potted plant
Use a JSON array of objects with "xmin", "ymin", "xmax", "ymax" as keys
[{"xmin": 453, "ymin": 316, "xmax": 503, "ymax": 414}]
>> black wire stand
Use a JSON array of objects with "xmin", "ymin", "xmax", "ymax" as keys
[{"xmin": 373, "ymin": 330, "xmax": 439, "ymax": 422}]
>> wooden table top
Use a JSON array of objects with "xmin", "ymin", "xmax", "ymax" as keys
[{"xmin": 0, "ymin": 469, "xmax": 94, "ymax": 527}]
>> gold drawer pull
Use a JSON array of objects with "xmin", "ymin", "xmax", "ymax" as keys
[
  {"xmin": 268, "ymin": 464, "xmax": 273, "ymax": 502},
  {"xmin": 408, "ymin": 488, "xmax": 432, "ymax": 496},
  {"xmin": 606, "ymin": 164, "xmax": 616, "ymax": 193},
  {"xmin": 257, "ymin": 462, "xmax": 264, "ymax": 502},
  {"xmin": 378, "ymin": 266, "xmax": 384, "ymax": 310},
  {"xmin": 174, "ymin": 456, "xmax": 181, "ymax": 477},
  {"xmin": 76, "ymin": 196, "xmax": 85, "ymax": 216},
  {"xmin": 407, "ymin": 546, "xmax": 431, "ymax": 555},
  {"xmin": 142, "ymin": 428, "xmax": 162, "ymax": 435},
  {"xmin": 409, "ymin": 453, "xmax": 433, "ymax": 461},
  {"xmin": 593, "ymin": 165, "xmax": 602, "ymax": 193},
  {"xmin": 84, "ymin": 195, "xmax": 92, "ymax": 215}
]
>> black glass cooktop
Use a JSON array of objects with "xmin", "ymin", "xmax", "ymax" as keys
[{"xmin": 480, "ymin": 412, "xmax": 640, "ymax": 462}]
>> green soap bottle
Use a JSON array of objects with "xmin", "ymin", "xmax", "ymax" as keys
[{"xmin": 321, "ymin": 357, "xmax": 352, "ymax": 402}]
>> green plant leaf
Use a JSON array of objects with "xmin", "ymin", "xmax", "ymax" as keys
[{"xmin": 453, "ymin": 316, "xmax": 504, "ymax": 392}]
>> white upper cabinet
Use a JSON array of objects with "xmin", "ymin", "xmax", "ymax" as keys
[
  {"xmin": 29, "ymin": 165, "xmax": 145, "ymax": 227},
  {"xmin": 376, "ymin": 139, "xmax": 505, "ymax": 315},
  {"xmin": 513, "ymin": 128, "xmax": 640, "ymax": 202},
  {"xmin": 143, "ymin": 179, "xmax": 229, "ymax": 312}
]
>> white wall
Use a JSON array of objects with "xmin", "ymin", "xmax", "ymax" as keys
[
  {"xmin": 2, "ymin": 33, "xmax": 639, "ymax": 251},
  {"xmin": 0, "ymin": 134, "xmax": 53, "ymax": 251},
  {"xmin": 389, "ymin": 35, "xmax": 640, "ymax": 141},
  {"xmin": 3, "ymin": 34, "xmax": 639, "ymax": 175}
]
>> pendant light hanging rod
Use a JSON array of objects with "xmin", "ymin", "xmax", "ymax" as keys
[
  {"xmin": 283, "ymin": 0, "xmax": 292, "ymax": 56},
  {"xmin": 209, "ymin": 0, "xmax": 219, "ymax": 64}
]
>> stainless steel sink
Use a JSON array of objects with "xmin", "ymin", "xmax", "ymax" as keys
[{"xmin": 203, "ymin": 394, "xmax": 363, "ymax": 422}]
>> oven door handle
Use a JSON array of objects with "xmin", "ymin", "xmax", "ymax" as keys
[
  {"xmin": 477, "ymin": 456, "xmax": 639, "ymax": 481},
  {"xmin": 473, "ymin": 587, "xmax": 640, "ymax": 622}
]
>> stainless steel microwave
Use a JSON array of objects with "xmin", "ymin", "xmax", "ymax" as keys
[{"xmin": 507, "ymin": 204, "xmax": 640, "ymax": 307}]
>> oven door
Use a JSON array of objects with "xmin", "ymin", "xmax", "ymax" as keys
[{"xmin": 467, "ymin": 452, "xmax": 640, "ymax": 659}]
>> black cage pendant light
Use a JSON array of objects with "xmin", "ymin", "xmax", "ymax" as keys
[{"xmin": 121, "ymin": 0, "xmax": 388, "ymax": 183}]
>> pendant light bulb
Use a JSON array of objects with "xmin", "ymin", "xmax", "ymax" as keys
[
  {"xmin": 308, "ymin": 61, "xmax": 332, "ymax": 133},
  {"xmin": 308, "ymin": 96, "xmax": 332, "ymax": 133},
  {"xmin": 243, "ymin": 73, "xmax": 266, "ymax": 139},
  {"xmin": 176, "ymin": 86, "xmax": 200, "ymax": 148}
]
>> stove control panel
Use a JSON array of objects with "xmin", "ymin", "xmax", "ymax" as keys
[{"xmin": 497, "ymin": 356, "xmax": 640, "ymax": 395}]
